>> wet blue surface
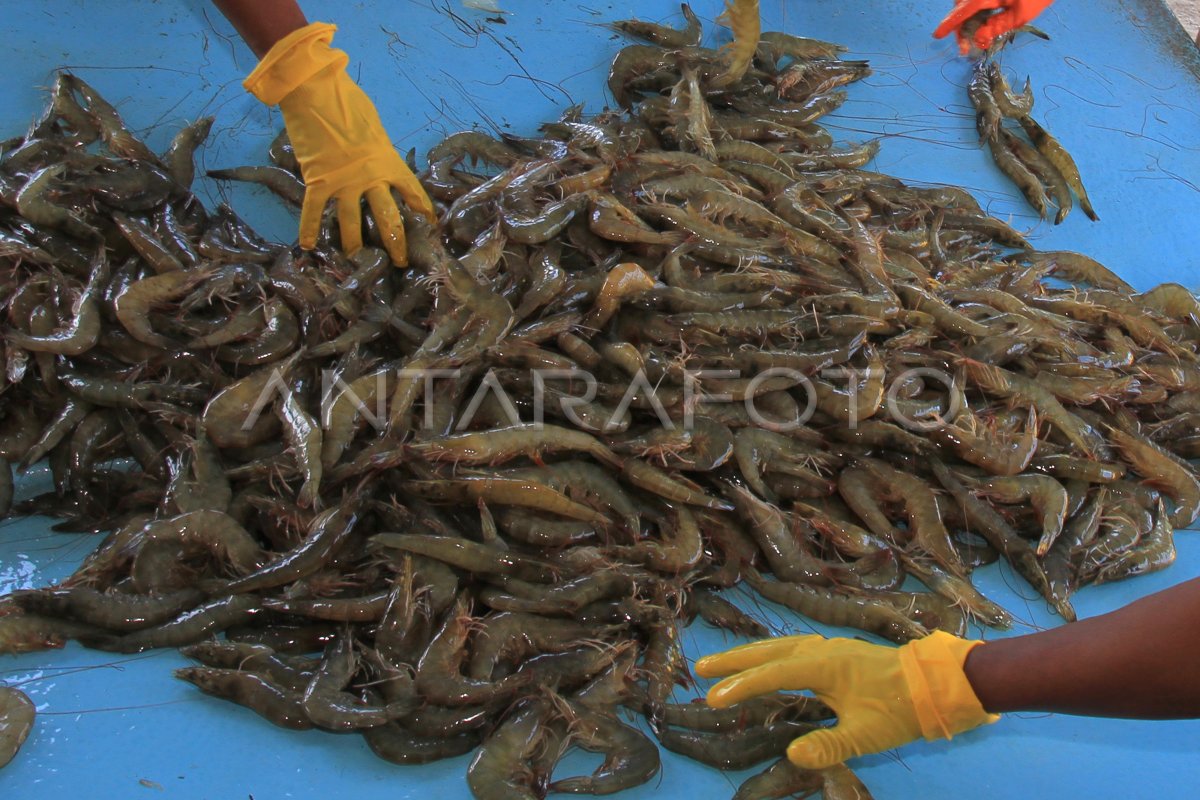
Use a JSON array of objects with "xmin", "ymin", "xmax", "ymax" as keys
[{"xmin": 2, "ymin": 1, "xmax": 1200, "ymax": 798}]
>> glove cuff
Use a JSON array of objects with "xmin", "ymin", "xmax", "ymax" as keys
[
  {"xmin": 243, "ymin": 22, "xmax": 349, "ymax": 106},
  {"xmin": 900, "ymin": 631, "xmax": 1000, "ymax": 741}
]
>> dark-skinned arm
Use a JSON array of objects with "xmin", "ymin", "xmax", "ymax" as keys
[
  {"xmin": 967, "ymin": 576, "xmax": 1200, "ymax": 719},
  {"xmin": 211, "ymin": 0, "xmax": 308, "ymax": 58}
]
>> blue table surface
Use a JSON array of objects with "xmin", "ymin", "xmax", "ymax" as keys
[{"xmin": 2, "ymin": 1, "xmax": 1200, "ymax": 797}]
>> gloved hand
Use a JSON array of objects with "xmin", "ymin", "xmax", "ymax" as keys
[
  {"xmin": 244, "ymin": 22, "xmax": 434, "ymax": 266},
  {"xmin": 695, "ymin": 632, "xmax": 999, "ymax": 769},
  {"xmin": 933, "ymin": 0, "xmax": 1055, "ymax": 53}
]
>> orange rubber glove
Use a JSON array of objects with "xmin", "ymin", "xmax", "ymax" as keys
[
  {"xmin": 933, "ymin": 0, "xmax": 1055, "ymax": 53},
  {"xmin": 696, "ymin": 632, "xmax": 999, "ymax": 769},
  {"xmin": 244, "ymin": 22, "xmax": 434, "ymax": 265}
]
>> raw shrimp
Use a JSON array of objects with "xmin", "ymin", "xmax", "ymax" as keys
[
  {"xmin": 362, "ymin": 714, "xmax": 481, "ymax": 765},
  {"xmin": 303, "ymin": 633, "xmax": 410, "ymax": 730},
  {"xmin": 65, "ymin": 74, "xmax": 162, "ymax": 163},
  {"xmin": 757, "ymin": 30, "xmax": 846, "ymax": 61},
  {"xmin": 416, "ymin": 597, "xmax": 529, "ymax": 707},
  {"xmin": 989, "ymin": 67, "xmax": 1034, "ymax": 117},
  {"xmin": 0, "ymin": 686, "xmax": 36, "ymax": 769},
  {"xmin": 931, "ymin": 460, "xmax": 1064, "ymax": 618},
  {"xmin": 641, "ymin": 613, "xmax": 688, "ymax": 722},
  {"xmin": 503, "ymin": 195, "xmax": 588, "ymax": 245},
  {"xmin": 619, "ymin": 458, "xmax": 734, "ymax": 510},
  {"xmin": 1002, "ymin": 126, "xmax": 1072, "ymax": 223},
  {"xmin": 986, "ymin": 130, "xmax": 1049, "ymax": 219},
  {"xmin": 901, "ymin": 556, "xmax": 1013, "ymax": 628},
  {"xmin": 1025, "ymin": 251, "xmax": 1133, "ymax": 293},
  {"xmin": 466, "ymin": 697, "xmax": 554, "ymax": 800},
  {"xmin": 113, "ymin": 268, "xmax": 214, "ymax": 348},
  {"xmin": 687, "ymin": 587, "xmax": 770, "ymax": 638},
  {"xmin": 181, "ymin": 641, "xmax": 316, "ymax": 693},
  {"xmin": 82, "ymin": 595, "xmax": 261, "ymax": 654},
  {"xmin": 973, "ymin": 474, "xmax": 1069, "ymax": 556},
  {"xmin": 370, "ymin": 534, "xmax": 557, "ymax": 583},
  {"xmin": 175, "ymin": 667, "xmax": 312, "ymax": 730},
  {"xmin": 548, "ymin": 703, "xmax": 661, "ymax": 794},
  {"xmin": 610, "ymin": 505, "xmax": 704, "ymax": 573},
  {"xmin": 1018, "ymin": 116, "xmax": 1098, "ymax": 221},
  {"xmin": 8, "ymin": 587, "xmax": 203, "ymax": 632},
  {"xmin": 659, "ymin": 693, "xmax": 832, "ymax": 733},
  {"xmin": 5, "ymin": 253, "xmax": 105, "ymax": 355},
  {"xmin": 466, "ymin": 612, "xmax": 597, "ymax": 680},
  {"xmin": 745, "ymin": 570, "xmax": 928, "ymax": 644},
  {"xmin": 812, "ymin": 348, "xmax": 886, "ymax": 425},
  {"xmin": 0, "ymin": 613, "xmax": 101, "ymax": 654},
  {"xmin": 734, "ymin": 758, "xmax": 823, "ymax": 800},
  {"xmin": 406, "ymin": 424, "xmax": 623, "ymax": 469},
  {"xmin": 504, "ymin": 462, "xmax": 643, "ymax": 532},
  {"xmin": 481, "ymin": 571, "xmax": 635, "ymax": 616},
  {"xmin": 164, "ymin": 116, "xmax": 214, "ymax": 188},
  {"xmin": 588, "ymin": 192, "xmax": 685, "ymax": 245},
  {"xmin": 262, "ymin": 591, "xmax": 391, "ymax": 623},
  {"xmin": 1108, "ymin": 428, "xmax": 1200, "ymax": 527},
  {"xmin": 16, "ymin": 164, "xmax": 101, "ymax": 241},
  {"xmin": 658, "ymin": 718, "xmax": 816, "ymax": 771},
  {"xmin": 1091, "ymin": 501, "xmax": 1176, "ymax": 584},
  {"xmin": 220, "ymin": 501, "xmax": 362, "ymax": 595},
  {"xmin": 968, "ymin": 61, "xmax": 1002, "ymax": 142},
  {"xmin": 133, "ymin": 510, "xmax": 266, "ymax": 583},
  {"xmin": 208, "ymin": 165, "xmax": 305, "ymax": 206},
  {"xmin": 1031, "ymin": 454, "xmax": 1125, "ymax": 483},
  {"xmin": 401, "ymin": 476, "xmax": 610, "ymax": 525},
  {"xmin": 496, "ymin": 508, "xmax": 599, "ymax": 548},
  {"xmin": 929, "ymin": 407, "xmax": 1038, "ymax": 476},
  {"xmin": 856, "ymin": 459, "xmax": 967, "ymax": 577},
  {"xmin": 278, "ymin": 388, "xmax": 322, "ymax": 507},
  {"xmin": 724, "ymin": 483, "xmax": 832, "ymax": 584},
  {"xmin": 961, "ymin": 359, "xmax": 1107, "ymax": 457},
  {"xmin": 821, "ymin": 763, "xmax": 876, "ymax": 800},
  {"xmin": 611, "ymin": 4, "xmax": 702, "ymax": 47}
]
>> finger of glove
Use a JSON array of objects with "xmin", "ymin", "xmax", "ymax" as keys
[
  {"xmin": 975, "ymin": 10, "xmax": 1021, "ymax": 49},
  {"xmin": 298, "ymin": 189, "xmax": 331, "ymax": 251},
  {"xmin": 694, "ymin": 635, "xmax": 824, "ymax": 679},
  {"xmin": 366, "ymin": 184, "xmax": 409, "ymax": 266},
  {"xmin": 932, "ymin": 0, "xmax": 1004, "ymax": 39},
  {"xmin": 787, "ymin": 727, "xmax": 861, "ymax": 770},
  {"xmin": 390, "ymin": 171, "xmax": 436, "ymax": 222},
  {"xmin": 337, "ymin": 192, "xmax": 365, "ymax": 256},
  {"xmin": 706, "ymin": 655, "xmax": 833, "ymax": 709}
]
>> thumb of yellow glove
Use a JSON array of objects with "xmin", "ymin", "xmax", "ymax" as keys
[
  {"xmin": 696, "ymin": 632, "xmax": 998, "ymax": 770},
  {"xmin": 243, "ymin": 23, "xmax": 434, "ymax": 266}
]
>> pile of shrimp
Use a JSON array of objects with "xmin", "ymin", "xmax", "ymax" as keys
[{"xmin": 2, "ymin": 2, "xmax": 1199, "ymax": 796}]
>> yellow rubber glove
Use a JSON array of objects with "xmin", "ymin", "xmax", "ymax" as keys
[
  {"xmin": 696, "ymin": 632, "xmax": 999, "ymax": 769},
  {"xmin": 244, "ymin": 22, "xmax": 434, "ymax": 266}
]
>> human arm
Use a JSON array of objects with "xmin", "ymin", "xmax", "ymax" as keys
[
  {"xmin": 211, "ymin": 0, "xmax": 308, "ymax": 58},
  {"xmin": 967, "ymin": 576, "xmax": 1200, "ymax": 718},
  {"xmin": 933, "ymin": 0, "xmax": 1055, "ymax": 52},
  {"xmin": 210, "ymin": 2, "xmax": 434, "ymax": 265},
  {"xmin": 696, "ymin": 577, "xmax": 1200, "ymax": 769}
]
